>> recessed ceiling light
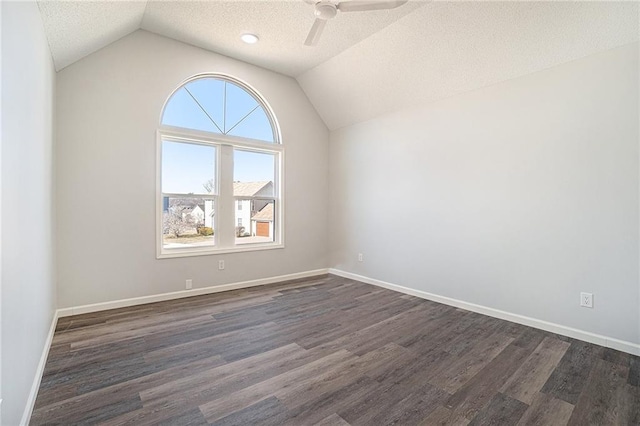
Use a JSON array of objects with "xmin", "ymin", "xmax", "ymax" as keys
[{"xmin": 241, "ymin": 33, "xmax": 259, "ymax": 44}]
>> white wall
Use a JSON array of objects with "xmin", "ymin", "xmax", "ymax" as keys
[
  {"xmin": 0, "ymin": 2, "xmax": 3, "ymax": 419},
  {"xmin": 330, "ymin": 43, "xmax": 639, "ymax": 345},
  {"xmin": 56, "ymin": 30, "xmax": 329, "ymax": 308},
  {"xmin": 1, "ymin": 1, "xmax": 57, "ymax": 425}
]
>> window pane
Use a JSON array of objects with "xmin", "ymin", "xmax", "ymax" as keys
[
  {"xmin": 236, "ymin": 199, "xmax": 275, "ymax": 245},
  {"xmin": 183, "ymin": 78, "xmax": 225, "ymax": 133},
  {"xmin": 161, "ymin": 87, "xmax": 222, "ymax": 134},
  {"xmin": 162, "ymin": 196, "xmax": 215, "ymax": 249},
  {"xmin": 162, "ymin": 140, "xmax": 216, "ymax": 194},
  {"xmin": 233, "ymin": 150, "xmax": 275, "ymax": 197},
  {"xmin": 225, "ymin": 82, "xmax": 258, "ymax": 133},
  {"xmin": 227, "ymin": 106, "xmax": 274, "ymax": 142}
]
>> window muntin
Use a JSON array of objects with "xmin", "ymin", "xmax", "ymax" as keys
[{"xmin": 158, "ymin": 75, "xmax": 282, "ymax": 258}]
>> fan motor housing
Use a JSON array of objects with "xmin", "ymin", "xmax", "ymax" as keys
[{"xmin": 315, "ymin": 1, "xmax": 338, "ymax": 20}]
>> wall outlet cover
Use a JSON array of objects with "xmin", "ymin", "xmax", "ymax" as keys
[{"xmin": 580, "ymin": 292, "xmax": 593, "ymax": 308}]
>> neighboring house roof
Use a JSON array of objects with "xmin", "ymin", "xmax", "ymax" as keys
[
  {"xmin": 233, "ymin": 181, "xmax": 273, "ymax": 197},
  {"xmin": 251, "ymin": 203, "xmax": 274, "ymax": 222},
  {"xmin": 169, "ymin": 199, "xmax": 205, "ymax": 211},
  {"xmin": 181, "ymin": 205, "xmax": 204, "ymax": 216}
]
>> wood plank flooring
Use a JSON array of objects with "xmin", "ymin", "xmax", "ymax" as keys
[{"xmin": 31, "ymin": 274, "xmax": 639, "ymax": 425}]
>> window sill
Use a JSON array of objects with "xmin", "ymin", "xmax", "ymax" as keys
[{"xmin": 157, "ymin": 243, "xmax": 285, "ymax": 259}]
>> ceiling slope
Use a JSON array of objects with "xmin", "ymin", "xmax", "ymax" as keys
[
  {"xmin": 297, "ymin": 1, "xmax": 640, "ymax": 130},
  {"xmin": 37, "ymin": 0, "xmax": 424, "ymax": 75},
  {"xmin": 38, "ymin": 1, "xmax": 147, "ymax": 71},
  {"xmin": 140, "ymin": 0, "xmax": 423, "ymax": 77}
]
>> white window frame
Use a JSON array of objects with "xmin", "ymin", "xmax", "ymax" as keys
[{"xmin": 156, "ymin": 75, "xmax": 284, "ymax": 259}]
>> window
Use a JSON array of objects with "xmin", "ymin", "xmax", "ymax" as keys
[
  {"xmin": 234, "ymin": 149, "xmax": 276, "ymax": 245},
  {"xmin": 158, "ymin": 74, "xmax": 282, "ymax": 258}
]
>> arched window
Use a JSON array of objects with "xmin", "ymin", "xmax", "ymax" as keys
[{"xmin": 157, "ymin": 74, "xmax": 283, "ymax": 258}]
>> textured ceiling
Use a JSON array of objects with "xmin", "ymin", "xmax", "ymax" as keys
[
  {"xmin": 141, "ymin": 0, "xmax": 424, "ymax": 77},
  {"xmin": 298, "ymin": 1, "xmax": 640, "ymax": 130},
  {"xmin": 37, "ymin": 0, "xmax": 424, "ymax": 74},
  {"xmin": 38, "ymin": 1, "xmax": 147, "ymax": 71},
  {"xmin": 37, "ymin": 1, "xmax": 639, "ymax": 131}
]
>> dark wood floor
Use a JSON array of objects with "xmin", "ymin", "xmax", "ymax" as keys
[{"xmin": 31, "ymin": 274, "xmax": 639, "ymax": 425}]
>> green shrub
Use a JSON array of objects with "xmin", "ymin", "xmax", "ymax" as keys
[{"xmin": 197, "ymin": 227, "xmax": 214, "ymax": 236}]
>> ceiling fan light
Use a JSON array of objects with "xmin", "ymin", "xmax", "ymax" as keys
[{"xmin": 241, "ymin": 33, "xmax": 259, "ymax": 44}]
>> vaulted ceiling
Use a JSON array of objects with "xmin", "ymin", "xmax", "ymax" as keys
[
  {"xmin": 297, "ymin": 1, "xmax": 639, "ymax": 129},
  {"xmin": 37, "ymin": 1, "xmax": 639, "ymax": 130},
  {"xmin": 37, "ymin": 0, "xmax": 423, "ymax": 75}
]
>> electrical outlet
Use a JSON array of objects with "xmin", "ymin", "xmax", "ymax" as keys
[
  {"xmin": 580, "ymin": 292, "xmax": 593, "ymax": 308},
  {"xmin": 219, "ymin": 260, "xmax": 225, "ymax": 270},
  {"xmin": 358, "ymin": 253, "xmax": 363, "ymax": 262},
  {"xmin": 185, "ymin": 279, "xmax": 192, "ymax": 290}
]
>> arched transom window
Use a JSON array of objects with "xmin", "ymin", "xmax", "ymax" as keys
[{"xmin": 158, "ymin": 74, "xmax": 283, "ymax": 258}]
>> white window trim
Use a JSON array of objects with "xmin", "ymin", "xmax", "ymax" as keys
[
  {"xmin": 157, "ymin": 74, "xmax": 284, "ymax": 259},
  {"xmin": 156, "ymin": 129, "xmax": 285, "ymax": 259}
]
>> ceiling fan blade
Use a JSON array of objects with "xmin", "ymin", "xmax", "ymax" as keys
[
  {"xmin": 304, "ymin": 18, "xmax": 327, "ymax": 46},
  {"xmin": 337, "ymin": 0, "xmax": 408, "ymax": 12}
]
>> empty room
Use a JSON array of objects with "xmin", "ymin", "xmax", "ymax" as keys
[{"xmin": 1, "ymin": 0, "xmax": 639, "ymax": 424}]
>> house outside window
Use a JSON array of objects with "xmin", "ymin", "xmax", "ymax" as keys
[{"xmin": 158, "ymin": 74, "xmax": 283, "ymax": 258}]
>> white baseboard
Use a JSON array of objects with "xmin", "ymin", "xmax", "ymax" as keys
[
  {"xmin": 20, "ymin": 309, "xmax": 59, "ymax": 426},
  {"xmin": 329, "ymin": 268, "xmax": 640, "ymax": 357},
  {"xmin": 57, "ymin": 269, "xmax": 330, "ymax": 317}
]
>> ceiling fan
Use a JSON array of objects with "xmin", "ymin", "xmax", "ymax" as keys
[{"xmin": 303, "ymin": 0, "xmax": 409, "ymax": 46}]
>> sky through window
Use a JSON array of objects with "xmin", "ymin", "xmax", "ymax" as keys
[{"xmin": 161, "ymin": 78, "xmax": 276, "ymax": 192}]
